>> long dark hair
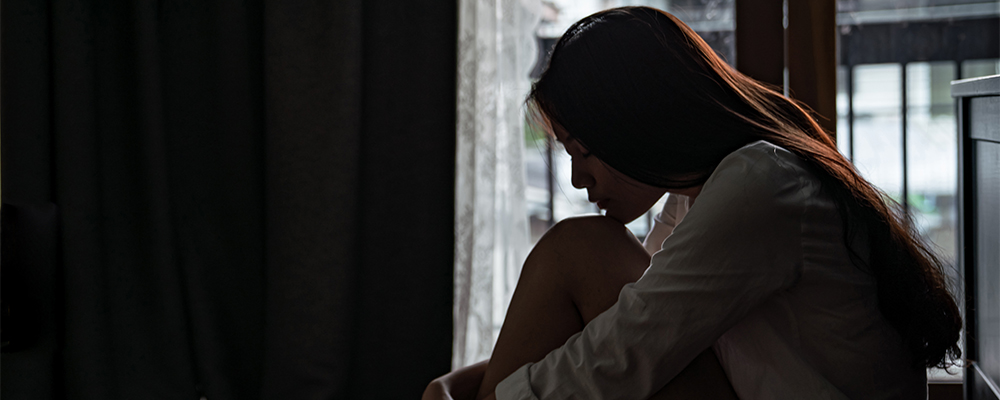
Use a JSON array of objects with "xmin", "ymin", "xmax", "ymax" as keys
[{"xmin": 529, "ymin": 6, "xmax": 961, "ymax": 368}]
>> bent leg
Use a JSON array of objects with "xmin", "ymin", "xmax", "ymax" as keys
[
  {"xmin": 475, "ymin": 215, "xmax": 736, "ymax": 399},
  {"xmin": 475, "ymin": 215, "xmax": 651, "ymax": 399}
]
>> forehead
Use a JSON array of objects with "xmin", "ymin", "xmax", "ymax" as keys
[{"xmin": 548, "ymin": 120, "xmax": 572, "ymax": 142}]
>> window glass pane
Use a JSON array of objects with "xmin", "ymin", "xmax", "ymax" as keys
[
  {"xmin": 962, "ymin": 58, "xmax": 1000, "ymax": 79},
  {"xmin": 837, "ymin": 66, "xmax": 852, "ymax": 158},
  {"xmin": 906, "ymin": 61, "xmax": 957, "ymax": 265},
  {"xmin": 525, "ymin": 122, "xmax": 554, "ymax": 244},
  {"xmin": 852, "ymin": 64, "xmax": 904, "ymax": 200}
]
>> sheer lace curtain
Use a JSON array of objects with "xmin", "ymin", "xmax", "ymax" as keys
[{"xmin": 454, "ymin": 0, "xmax": 540, "ymax": 368}]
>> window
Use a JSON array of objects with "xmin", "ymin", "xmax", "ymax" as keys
[{"xmin": 835, "ymin": 0, "xmax": 1000, "ymax": 381}]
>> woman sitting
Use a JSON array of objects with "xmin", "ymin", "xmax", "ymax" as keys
[{"xmin": 427, "ymin": 6, "xmax": 962, "ymax": 399}]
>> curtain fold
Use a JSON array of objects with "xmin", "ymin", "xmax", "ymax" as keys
[
  {"xmin": 1, "ymin": 1, "xmax": 455, "ymax": 398},
  {"xmin": 261, "ymin": 1, "xmax": 363, "ymax": 398},
  {"xmin": 454, "ymin": 0, "xmax": 539, "ymax": 368},
  {"xmin": 46, "ymin": 1, "xmax": 268, "ymax": 398}
]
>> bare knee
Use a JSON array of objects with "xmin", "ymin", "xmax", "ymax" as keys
[
  {"xmin": 536, "ymin": 215, "xmax": 645, "ymax": 262},
  {"xmin": 525, "ymin": 216, "xmax": 651, "ymax": 322}
]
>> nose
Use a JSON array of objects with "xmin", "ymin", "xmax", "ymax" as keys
[{"xmin": 570, "ymin": 159, "xmax": 594, "ymax": 189}]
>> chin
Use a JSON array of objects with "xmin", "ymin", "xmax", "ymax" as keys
[{"xmin": 605, "ymin": 209, "xmax": 642, "ymax": 225}]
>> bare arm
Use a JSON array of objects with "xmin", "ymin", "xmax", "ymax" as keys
[{"xmin": 423, "ymin": 360, "xmax": 489, "ymax": 400}]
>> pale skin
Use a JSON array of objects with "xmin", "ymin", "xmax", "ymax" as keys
[{"xmin": 423, "ymin": 123, "xmax": 737, "ymax": 400}]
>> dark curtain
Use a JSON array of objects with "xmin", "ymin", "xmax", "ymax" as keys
[{"xmin": 1, "ymin": 0, "xmax": 455, "ymax": 399}]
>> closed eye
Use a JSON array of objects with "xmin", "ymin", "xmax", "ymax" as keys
[{"xmin": 561, "ymin": 135, "xmax": 592, "ymax": 158}]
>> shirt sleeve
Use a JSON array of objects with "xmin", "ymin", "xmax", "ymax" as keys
[
  {"xmin": 641, "ymin": 193, "xmax": 690, "ymax": 256},
  {"xmin": 496, "ymin": 143, "xmax": 808, "ymax": 400}
]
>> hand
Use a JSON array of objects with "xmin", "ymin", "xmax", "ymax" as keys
[{"xmin": 422, "ymin": 359, "xmax": 489, "ymax": 400}]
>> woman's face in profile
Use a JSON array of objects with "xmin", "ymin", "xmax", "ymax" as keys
[{"xmin": 551, "ymin": 124, "xmax": 667, "ymax": 224}]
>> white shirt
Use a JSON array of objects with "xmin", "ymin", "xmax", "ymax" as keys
[
  {"xmin": 496, "ymin": 141, "xmax": 925, "ymax": 400},
  {"xmin": 641, "ymin": 192, "xmax": 690, "ymax": 257}
]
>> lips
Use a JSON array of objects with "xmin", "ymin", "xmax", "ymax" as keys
[{"xmin": 596, "ymin": 199, "xmax": 608, "ymax": 209}]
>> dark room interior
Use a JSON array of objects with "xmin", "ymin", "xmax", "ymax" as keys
[{"xmin": 2, "ymin": 0, "xmax": 998, "ymax": 399}]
